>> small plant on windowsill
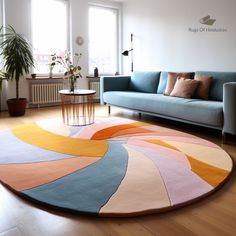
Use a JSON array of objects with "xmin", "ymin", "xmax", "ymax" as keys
[{"xmin": 50, "ymin": 51, "xmax": 82, "ymax": 92}]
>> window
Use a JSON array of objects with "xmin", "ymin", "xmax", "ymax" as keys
[
  {"xmin": 89, "ymin": 5, "xmax": 119, "ymax": 75},
  {"xmin": 31, "ymin": 0, "xmax": 68, "ymax": 74}
]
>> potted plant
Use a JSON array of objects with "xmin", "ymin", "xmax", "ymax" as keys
[{"xmin": 0, "ymin": 25, "xmax": 34, "ymax": 116}]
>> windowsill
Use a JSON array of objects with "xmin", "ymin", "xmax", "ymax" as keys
[{"xmin": 26, "ymin": 76, "xmax": 64, "ymax": 80}]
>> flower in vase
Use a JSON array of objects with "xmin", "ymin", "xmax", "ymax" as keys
[{"xmin": 50, "ymin": 51, "xmax": 82, "ymax": 92}]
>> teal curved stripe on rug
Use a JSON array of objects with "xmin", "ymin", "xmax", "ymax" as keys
[
  {"xmin": 0, "ymin": 130, "xmax": 73, "ymax": 164},
  {"xmin": 22, "ymin": 141, "xmax": 128, "ymax": 215}
]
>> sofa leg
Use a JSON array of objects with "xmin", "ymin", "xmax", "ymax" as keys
[
  {"xmin": 108, "ymin": 105, "xmax": 111, "ymax": 115},
  {"xmin": 138, "ymin": 112, "xmax": 142, "ymax": 119},
  {"xmin": 222, "ymin": 131, "xmax": 226, "ymax": 144}
]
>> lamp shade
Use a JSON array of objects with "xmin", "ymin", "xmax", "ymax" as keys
[
  {"xmin": 122, "ymin": 50, "xmax": 129, "ymax": 56},
  {"xmin": 122, "ymin": 49, "xmax": 133, "ymax": 56}
]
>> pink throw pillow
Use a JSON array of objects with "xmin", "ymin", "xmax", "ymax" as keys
[
  {"xmin": 170, "ymin": 77, "xmax": 199, "ymax": 98},
  {"xmin": 194, "ymin": 75, "xmax": 213, "ymax": 99},
  {"xmin": 164, "ymin": 72, "xmax": 191, "ymax": 95}
]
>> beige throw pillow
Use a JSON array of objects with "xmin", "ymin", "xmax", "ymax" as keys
[
  {"xmin": 170, "ymin": 77, "xmax": 199, "ymax": 98},
  {"xmin": 194, "ymin": 75, "xmax": 213, "ymax": 99},
  {"xmin": 164, "ymin": 72, "xmax": 191, "ymax": 95}
]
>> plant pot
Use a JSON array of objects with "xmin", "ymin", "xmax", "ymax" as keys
[{"xmin": 7, "ymin": 98, "xmax": 27, "ymax": 117}]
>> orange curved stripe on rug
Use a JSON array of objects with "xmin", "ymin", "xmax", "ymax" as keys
[
  {"xmin": 91, "ymin": 122, "xmax": 151, "ymax": 140},
  {"xmin": 186, "ymin": 155, "xmax": 230, "ymax": 187},
  {"xmin": 12, "ymin": 123, "xmax": 107, "ymax": 157},
  {"xmin": 0, "ymin": 157, "xmax": 100, "ymax": 191},
  {"xmin": 146, "ymin": 140, "xmax": 230, "ymax": 187}
]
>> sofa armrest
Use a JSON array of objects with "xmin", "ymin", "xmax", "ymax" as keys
[
  {"xmin": 223, "ymin": 82, "xmax": 236, "ymax": 135},
  {"xmin": 100, "ymin": 76, "xmax": 131, "ymax": 104}
]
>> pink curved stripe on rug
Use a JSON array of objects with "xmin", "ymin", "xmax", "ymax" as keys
[
  {"xmin": 144, "ymin": 125, "xmax": 196, "ymax": 138},
  {"xmin": 127, "ymin": 139, "xmax": 191, "ymax": 168},
  {"xmin": 126, "ymin": 144, "xmax": 214, "ymax": 206},
  {"xmin": 100, "ymin": 144, "xmax": 171, "ymax": 215}
]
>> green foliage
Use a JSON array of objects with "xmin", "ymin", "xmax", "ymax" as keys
[
  {"xmin": 50, "ymin": 51, "xmax": 82, "ymax": 79},
  {"xmin": 0, "ymin": 25, "xmax": 34, "ymax": 98}
]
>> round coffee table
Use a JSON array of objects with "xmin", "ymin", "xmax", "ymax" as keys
[{"xmin": 59, "ymin": 89, "xmax": 96, "ymax": 126}]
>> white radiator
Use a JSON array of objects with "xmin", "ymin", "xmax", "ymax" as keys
[
  {"xmin": 31, "ymin": 83, "xmax": 63, "ymax": 106},
  {"xmin": 90, "ymin": 81, "xmax": 100, "ymax": 100}
]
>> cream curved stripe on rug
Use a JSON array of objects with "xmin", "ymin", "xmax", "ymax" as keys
[
  {"xmin": 36, "ymin": 118, "xmax": 71, "ymax": 136},
  {"xmin": 100, "ymin": 144, "xmax": 171, "ymax": 215}
]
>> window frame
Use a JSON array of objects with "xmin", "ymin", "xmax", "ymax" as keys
[
  {"xmin": 88, "ymin": 3, "xmax": 121, "ymax": 76},
  {"xmin": 31, "ymin": 0, "xmax": 70, "ymax": 76}
]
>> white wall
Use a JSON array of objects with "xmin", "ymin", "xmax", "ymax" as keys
[{"xmin": 122, "ymin": 0, "xmax": 236, "ymax": 73}]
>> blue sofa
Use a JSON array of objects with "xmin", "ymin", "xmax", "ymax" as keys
[{"xmin": 100, "ymin": 71, "xmax": 236, "ymax": 141}]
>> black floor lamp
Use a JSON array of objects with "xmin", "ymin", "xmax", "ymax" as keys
[{"xmin": 122, "ymin": 33, "xmax": 133, "ymax": 72}]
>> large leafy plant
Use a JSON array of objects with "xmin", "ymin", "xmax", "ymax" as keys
[{"xmin": 0, "ymin": 25, "xmax": 34, "ymax": 98}]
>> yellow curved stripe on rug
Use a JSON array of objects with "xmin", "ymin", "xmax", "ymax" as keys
[
  {"xmin": 100, "ymin": 144, "xmax": 170, "ymax": 216},
  {"xmin": 147, "ymin": 140, "xmax": 232, "ymax": 171},
  {"xmin": 12, "ymin": 123, "xmax": 107, "ymax": 157},
  {"xmin": 0, "ymin": 157, "xmax": 100, "ymax": 191},
  {"xmin": 91, "ymin": 122, "xmax": 151, "ymax": 140},
  {"xmin": 186, "ymin": 155, "xmax": 230, "ymax": 187},
  {"xmin": 147, "ymin": 140, "xmax": 179, "ymax": 151}
]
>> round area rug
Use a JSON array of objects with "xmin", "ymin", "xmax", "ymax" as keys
[{"xmin": 0, "ymin": 117, "xmax": 233, "ymax": 217}]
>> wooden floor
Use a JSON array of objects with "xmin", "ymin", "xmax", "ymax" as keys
[{"xmin": 0, "ymin": 105, "xmax": 235, "ymax": 236}]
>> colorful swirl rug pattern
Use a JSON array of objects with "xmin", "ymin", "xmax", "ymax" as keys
[{"xmin": 0, "ymin": 117, "xmax": 233, "ymax": 217}]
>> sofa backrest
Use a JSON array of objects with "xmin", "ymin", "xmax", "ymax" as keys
[
  {"xmin": 129, "ymin": 71, "xmax": 161, "ymax": 93},
  {"xmin": 157, "ymin": 72, "xmax": 168, "ymax": 94},
  {"xmin": 195, "ymin": 71, "xmax": 236, "ymax": 101}
]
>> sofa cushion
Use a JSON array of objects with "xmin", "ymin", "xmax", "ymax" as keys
[
  {"xmin": 103, "ymin": 91, "xmax": 223, "ymax": 127},
  {"xmin": 157, "ymin": 71, "xmax": 193, "ymax": 94},
  {"xmin": 195, "ymin": 71, "xmax": 236, "ymax": 101},
  {"xmin": 164, "ymin": 73, "xmax": 178, "ymax": 95},
  {"xmin": 170, "ymin": 77, "xmax": 199, "ymax": 98},
  {"xmin": 129, "ymin": 71, "xmax": 161, "ymax": 93},
  {"xmin": 194, "ymin": 75, "xmax": 213, "ymax": 99}
]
